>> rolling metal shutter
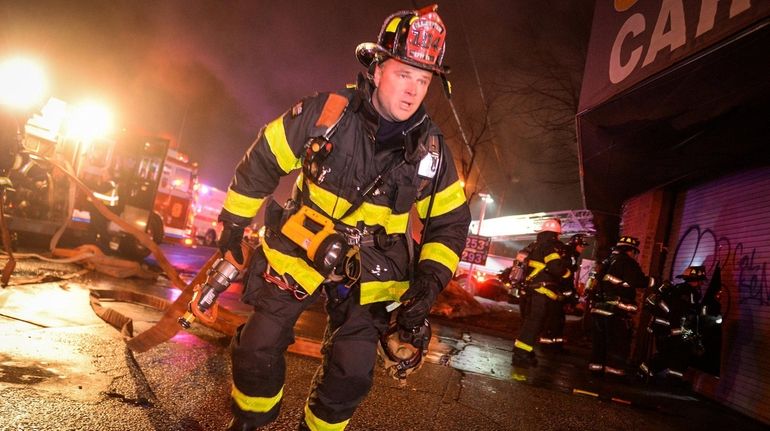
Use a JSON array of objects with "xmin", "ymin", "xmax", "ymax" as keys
[{"xmin": 664, "ymin": 166, "xmax": 770, "ymax": 425}]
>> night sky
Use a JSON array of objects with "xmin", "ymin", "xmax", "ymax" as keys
[{"xmin": 2, "ymin": 1, "xmax": 592, "ymax": 216}]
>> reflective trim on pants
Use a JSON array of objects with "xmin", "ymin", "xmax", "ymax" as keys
[
  {"xmin": 514, "ymin": 339, "xmax": 534, "ymax": 352},
  {"xmin": 232, "ymin": 384, "xmax": 283, "ymax": 414},
  {"xmin": 534, "ymin": 286, "xmax": 558, "ymax": 300},
  {"xmin": 304, "ymin": 402, "xmax": 350, "ymax": 431}
]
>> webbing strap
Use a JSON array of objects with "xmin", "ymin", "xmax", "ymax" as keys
[{"xmin": 316, "ymin": 93, "xmax": 349, "ymax": 138}]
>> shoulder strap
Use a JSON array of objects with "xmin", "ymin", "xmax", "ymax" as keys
[
  {"xmin": 417, "ymin": 135, "xmax": 441, "ymax": 194},
  {"xmin": 315, "ymin": 93, "xmax": 349, "ymax": 139},
  {"xmin": 315, "ymin": 93, "xmax": 348, "ymax": 138}
]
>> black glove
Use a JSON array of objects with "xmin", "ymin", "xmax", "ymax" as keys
[
  {"xmin": 398, "ymin": 321, "xmax": 431, "ymax": 350},
  {"xmin": 218, "ymin": 221, "xmax": 245, "ymax": 265},
  {"xmin": 397, "ymin": 274, "xmax": 441, "ymax": 330}
]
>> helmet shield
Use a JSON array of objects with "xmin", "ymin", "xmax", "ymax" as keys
[
  {"xmin": 677, "ymin": 265, "xmax": 707, "ymax": 281},
  {"xmin": 356, "ymin": 4, "xmax": 448, "ymax": 76}
]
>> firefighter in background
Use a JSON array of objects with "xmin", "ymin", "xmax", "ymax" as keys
[
  {"xmin": 639, "ymin": 266, "xmax": 707, "ymax": 382},
  {"xmin": 511, "ymin": 218, "xmax": 571, "ymax": 367},
  {"xmin": 505, "ymin": 243, "xmax": 536, "ymax": 320},
  {"xmin": 539, "ymin": 234, "xmax": 587, "ymax": 352},
  {"xmin": 588, "ymin": 236, "xmax": 647, "ymax": 376},
  {"xmin": 85, "ymin": 170, "xmax": 121, "ymax": 251},
  {"xmin": 217, "ymin": 6, "xmax": 471, "ymax": 431}
]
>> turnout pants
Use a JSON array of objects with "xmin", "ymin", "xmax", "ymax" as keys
[
  {"xmin": 540, "ymin": 299, "xmax": 566, "ymax": 346},
  {"xmin": 230, "ymin": 265, "xmax": 389, "ymax": 430},
  {"xmin": 514, "ymin": 291, "xmax": 552, "ymax": 354},
  {"xmin": 590, "ymin": 313, "xmax": 632, "ymax": 373}
]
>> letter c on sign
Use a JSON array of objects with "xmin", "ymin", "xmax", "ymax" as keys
[{"xmin": 609, "ymin": 13, "xmax": 645, "ymax": 84}]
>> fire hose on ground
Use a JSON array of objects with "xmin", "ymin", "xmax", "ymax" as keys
[{"xmin": 0, "ymin": 152, "xmax": 255, "ymax": 352}]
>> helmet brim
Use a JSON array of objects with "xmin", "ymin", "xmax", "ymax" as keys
[
  {"xmin": 676, "ymin": 275, "xmax": 706, "ymax": 280},
  {"xmin": 355, "ymin": 42, "xmax": 449, "ymax": 76},
  {"xmin": 615, "ymin": 245, "xmax": 639, "ymax": 252}
]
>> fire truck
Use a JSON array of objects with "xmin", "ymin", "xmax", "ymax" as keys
[
  {"xmin": 152, "ymin": 148, "xmax": 197, "ymax": 246},
  {"xmin": 190, "ymin": 183, "xmax": 226, "ymax": 246},
  {"xmin": 3, "ymin": 97, "xmax": 170, "ymax": 259}
]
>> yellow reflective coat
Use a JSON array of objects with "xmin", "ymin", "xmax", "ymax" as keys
[{"xmin": 219, "ymin": 75, "xmax": 470, "ymax": 304}]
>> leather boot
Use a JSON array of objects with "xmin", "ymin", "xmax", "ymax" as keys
[
  {"xmin": 226, "ymin": 417, "xmax": 259, "ymax": 431},
  {"xmin": 511, "ymin": 349, "xmax": 538, "ymax": 368}
]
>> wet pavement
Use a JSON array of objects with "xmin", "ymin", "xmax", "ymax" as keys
[{"xmin": 1, "ymin": 250, "xmax": 768, "ymax": 430}]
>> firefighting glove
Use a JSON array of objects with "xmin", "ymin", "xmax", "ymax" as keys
[
  {"xmin": 398, "ymin": 273, "xmax": 441, "ymax": 331},
  {"xmin": 398, "ymin": 319, "xmax": 431, "ymax": 350},
  {"xmin": 218, "ymin": 221, "xmax": 245, "ymax": 265}
]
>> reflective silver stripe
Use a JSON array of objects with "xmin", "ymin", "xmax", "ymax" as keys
[
  {"xmin": 653, "ymin": 317, "xmax": 670, "ymax": 326},
  {"xmin": 666, "ymin": 369, "xmax": 684, "ymax": 378},
  {"xmin": 645, "ymin": 296, "xmax": 656, "ymax": 306},
  {"xmin": 639, "ymin": 363, "xmax": 652, "ymax": 376},
  {"xmin": 658, "ymin": 300, "xmax": 670, "ymax": 313},
  {"xmin": 588, "ymin": 363, "xmax": 604, "ymax": 371},
  {"xmin": 615, "ymin": 302, "xmax": 638, "ymax": 312},
  {"xmin": 591, "ymin": 308, "xmax": 614, "ymax": 316},
  {"xmin": 604, "ymin": 366, "xmax": 625, "ymax": 376},
  {"xmin": 670, "ymin": 327, "xmax": 683, "ymax": 336}
]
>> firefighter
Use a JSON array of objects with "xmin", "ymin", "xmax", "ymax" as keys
[
  {"xmin": 539, "ymin": 233, "xmax": 587, "ymax": 352},
  {"xmin": 508, "ymin": 244, "xmax": 535, "ymax": 320},
  {"xmin": 511, "ymin": 218, "xmax": 571, "ymax": 367},
  {"xmin": 639, "ymin": 266, "xmax": 706, "ymax": 383},
  {"xmin": 588, "ymin": 236, "xmax": 647, "ymax": 376},
  {"xmin": 218, "ymin": 6, "xmax": 471, "ymax": 431}
]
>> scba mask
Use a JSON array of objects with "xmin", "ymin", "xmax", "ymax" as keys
[{"xmin": 377, "ymin": 318, "xmax": 431, "ymax": 380}]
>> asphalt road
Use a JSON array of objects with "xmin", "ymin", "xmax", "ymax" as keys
[{"xmin": 1, "ymin": 246, "xmax": 767, "ymax": 430}]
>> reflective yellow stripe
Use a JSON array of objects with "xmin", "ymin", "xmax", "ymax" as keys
[
  {"xmin": 305, "ymin": 182, "xmax": 409, "ymax": 234},
  {"xmin": 416, "ymin": 180, "xmax": 467, "ymax": 218},
  {"xmin": 304, "ymin": 402, "xmax": 350, "ymax": 431},
  {"xmin": 306, "ymin": 181, "xmax": 352, "ymax": 219},
  {"xmin": 544, "ymin": 252, "xmax": 561, "ymax": 263},
  {"xmin": 419, "ymin": 242, "xmax": 460, "ymax": 273},
  {"xmin": 562, "ymin": 269, "xmax": 572, "ymax": 279},
  {"xmin": 385, "ymin": 16, "xmax": 401, "ymax": 33},
  {"xmin": 295, "ymin": 172, "xmax": 304, "ymax": 190},
  {"xmin": 265, "ymin": 116, "xmax": 301, "ymax": 174},
  {"xmin": 514, "ymin": 340, "xmax": 533, "ymax": 352},
  {"xmin": 341, "ymin": 204, "xmax": 409, "ymax": 234},
  {"xmin": 359, "ymin": 280, "xmax": 409, "ymax": 305},
  {"xmin": 231, "ymin": 384, "xmax": 283, "ymax": 413},
  {"xmin": 379, "ymin": 210, "xmax": 409, "ymax": 234},
  {"xmin": 525, "ymin": 260, "xmax": 545, "ymax": 281},
  {"xmin": 223, "ymin": 188, "xmax": 264, "ymax": 218},
  {"xmin": 534, "ymin": 286, "xmax": 558, "ymax": 300},
  {"xmin": 262, "ymin": 240, "xmax": 323, "ymax": 294}
]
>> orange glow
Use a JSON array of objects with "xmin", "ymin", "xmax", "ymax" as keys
[
  {"xmin": 473, "ymin": 270, "xmax": 486, "ymax": 282},
  {"xmin": 184, "ymin": 238, "xmax": 194, "ymax": 246},
  {"xmin": 0, "ymin": 57, "xmax": 47, "ymax": 110}
]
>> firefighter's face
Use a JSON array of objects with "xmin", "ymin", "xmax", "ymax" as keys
[{"xmin": 372, "ymin": 59, "xmax": 432, "ymax": 122}]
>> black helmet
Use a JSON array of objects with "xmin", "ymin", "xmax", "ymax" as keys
[
  {"xmin": 616, "ymin": 235, "xmax": 640, "ymax": 252},
  {"xmin": 677, "ymin": 265, "xmax": 707, "ymax": 281},
  {"xmin": 355, "ymin": 4, "xmax": 448, "ymax": 76},
  {"xmin": 568, "ymin": 234, "xmax": 588, "ymax": 247}
]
